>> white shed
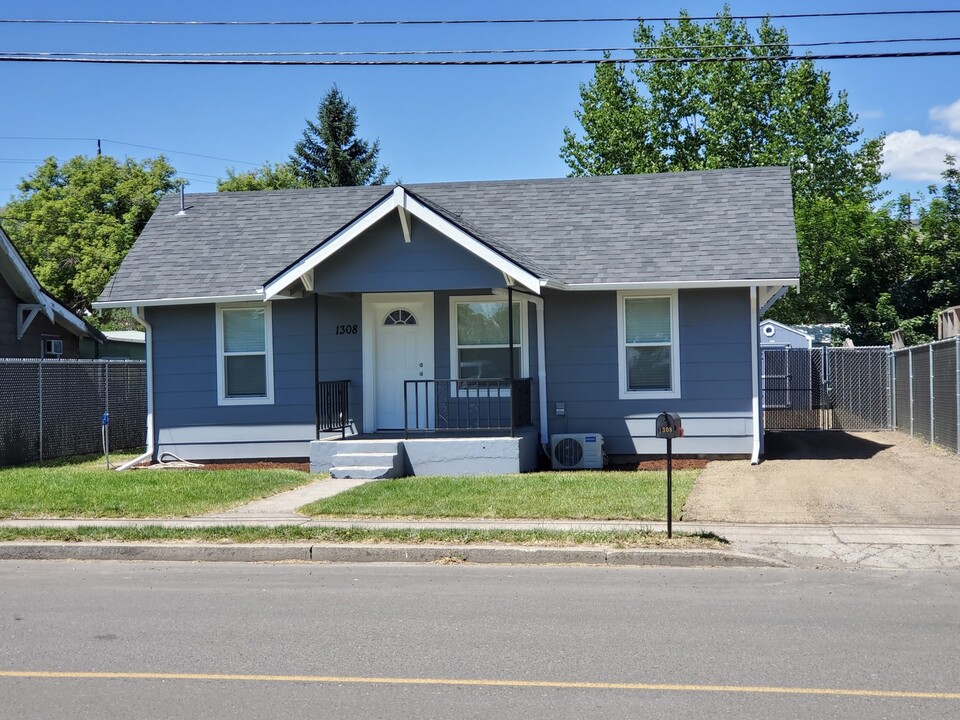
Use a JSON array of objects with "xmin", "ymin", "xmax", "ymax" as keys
[{"xmin": 759, "ymin": 319, "xmax": 814, "ymax": 349}]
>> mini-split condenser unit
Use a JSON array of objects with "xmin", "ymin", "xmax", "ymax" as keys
[{"xmin": 550, "ymin": 433, "xmax": 605, "ymax": 470}]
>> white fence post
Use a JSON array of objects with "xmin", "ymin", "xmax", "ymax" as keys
[
  {"xmin": 955, "ymin": 336, "xmax": 959, "ymax": 454},
  {"xmin": 908, "ymin": 348, "xmax": 914, "ymax": 437}
]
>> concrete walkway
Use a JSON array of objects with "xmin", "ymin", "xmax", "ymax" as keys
[{"xmin": 2, "ymin": 476, "xmax": 959, "ymax": 569}]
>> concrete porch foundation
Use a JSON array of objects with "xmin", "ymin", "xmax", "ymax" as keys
[{"xmin": 309, "ymin": 428, "xmax": 540, "ymax": 477}]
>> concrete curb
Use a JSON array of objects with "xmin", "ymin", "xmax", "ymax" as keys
[{"xmin": 0, "ymin": 542, "xmax": 787, "ymax": 568}]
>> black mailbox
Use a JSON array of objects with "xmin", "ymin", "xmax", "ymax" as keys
[{"xmin": 655, "ymin": 412, "xmax": 683, "ymax": 439}]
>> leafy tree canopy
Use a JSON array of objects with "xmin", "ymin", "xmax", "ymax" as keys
[
  {"xmin": 217, "ymin": 161, "xmax": 306, "ymax": 192},
  {"xmin": 2, "ymin": 154, "xmax": 179, "ymax": 327},
  {"xmin": 289, "ymin": 85, "xmax": 389, "ymax": 188},
  {"xmin": 562, "ymin": 7, "xmax": 883, "ymax": 203}
]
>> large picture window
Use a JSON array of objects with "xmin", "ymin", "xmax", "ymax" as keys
[
  {"xmin": 451, "ymin": 297, "xmax": 526, "ymax": 381},
  {"xmin": 617, "ymin": 292, "xmax": 680, "ymax": 399},
  {"xmin": 217, "ymin": 304, "xmax": 274, "ymax": 405}
]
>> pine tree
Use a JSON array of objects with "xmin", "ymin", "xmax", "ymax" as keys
[{"xmin": 290, "ymin": 85, "xmax": 389, "ymax": 187}]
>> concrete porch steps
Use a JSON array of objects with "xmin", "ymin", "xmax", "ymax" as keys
[{"xmin": 328, "ymin": 443, "xmax": 402, "ymax": 479}]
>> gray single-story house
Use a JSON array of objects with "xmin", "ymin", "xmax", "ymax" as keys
[
  {"xmin": 94, "ymin": 167, "xmax": 799, "ymax": 475},
  {"xmin": 1, "ymin": 225, "xmax": 105, "ymax": 359}
]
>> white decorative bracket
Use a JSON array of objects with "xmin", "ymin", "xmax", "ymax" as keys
[
  {"xmin": 16, "ymin": 303, "xmax": 42, "ymax": 340},
  {"xmin": 394, "ymin": 186, "xmax": 413, "ymax": 243}
]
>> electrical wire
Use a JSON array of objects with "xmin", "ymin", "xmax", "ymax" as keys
[
  {"xmin": 7, "ymin": 35, "xmax": 960, "ymax": 59},
  {"xmin": 2, "ymin": 50, "xmax": 959, "ymax": 66},
  {"xmin": 0, "ymin": 136, "xmax": 260, "ymax": 166},
  {"xmin": 2, "ymin": 10, "xmax": 960, "ymax": 26}
]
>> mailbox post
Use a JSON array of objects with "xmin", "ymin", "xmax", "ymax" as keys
[{"xmin": 655, "ymin": 412, "xmax": 683, "ymax": 538}]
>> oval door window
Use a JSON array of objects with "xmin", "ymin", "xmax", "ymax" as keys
[{"xmin": 384, "ymin": 309, "xmax": 417, "ymax": 326}]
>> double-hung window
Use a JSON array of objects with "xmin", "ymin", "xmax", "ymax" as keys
[
  {"xmin": 217, "ymin": 303, "xmax": 274, "ymax": 405},
  {"xmin": 617, "ymin": 291, "xmax": 680, "ymax": 399},
  {"xmin": 450, "ymin": 297, "xmax": 526, "ymax": 386}
]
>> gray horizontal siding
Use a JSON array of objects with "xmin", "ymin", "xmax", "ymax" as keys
[{"xmin": 313, "ymin": 215, "xmax": 505, "ymax": 294}]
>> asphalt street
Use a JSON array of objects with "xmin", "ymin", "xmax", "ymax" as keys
[{"xmin": 2, "ymin": 561, "xmax": 959, "ymax": 719}]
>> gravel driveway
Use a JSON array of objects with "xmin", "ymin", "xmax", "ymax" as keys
[{"xmin": 682, "ymin": 431, "xmax": 960, "ymax": 525}]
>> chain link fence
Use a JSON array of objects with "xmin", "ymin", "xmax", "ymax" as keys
[
  {"xmin": 892, "ymin": 338, "xmax": 960, "ymax": 453},
  {"xmin": 762, "ymin": 347, "xmax": 890, "ymax": 431},
  {"xmin": 0, "ymin": 359, "xmax": 146, "ymax": 466}
]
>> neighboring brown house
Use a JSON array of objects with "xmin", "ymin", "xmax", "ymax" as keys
[{"xmin": 0, "ymin": 226, "xmax": 104, "ymax": 358}]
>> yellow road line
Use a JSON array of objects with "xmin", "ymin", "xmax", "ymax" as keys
[{"xmin": 1, "ymin": 670, "xmax": 958, "ymax": 700}]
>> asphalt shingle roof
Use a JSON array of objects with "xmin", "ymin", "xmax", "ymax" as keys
[{"xmin": 98, "ymin": 167, "xmax": 798, "ymax": 304}]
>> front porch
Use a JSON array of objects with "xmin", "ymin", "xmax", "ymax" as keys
[
  {"xmin": 314, "ymin": 377, "xmax": 538, "ymax": 477},
  {"xmin": 309, "ymin": 427, "xmax": 541, "ymax": 478}
]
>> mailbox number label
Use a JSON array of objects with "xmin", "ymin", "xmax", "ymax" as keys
[{"xmin": 335, "ymin": 324, "xmax": 358, "ymax": 335}]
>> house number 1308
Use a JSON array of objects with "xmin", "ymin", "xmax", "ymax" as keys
[{"xmin": 335, "ymin": 324, "xmax": 358, "ymax": 335}]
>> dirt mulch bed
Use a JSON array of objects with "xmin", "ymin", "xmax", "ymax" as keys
[{"xmin": 610, "ymin": 458, "xmax": 709, "ymax": 471}]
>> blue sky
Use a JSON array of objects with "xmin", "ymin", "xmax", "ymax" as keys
[{"xmin": 2, "ymin": 0, "xmax": 959, "ymax": 205}]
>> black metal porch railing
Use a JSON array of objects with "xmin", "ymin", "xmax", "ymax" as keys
[
  {"xmin": 403, "ymin": 378, "xmax": 533, "ymax": 437},
  {"xmin": 317, "ymin": 379, "xmax": 350, "ymax": 439}
]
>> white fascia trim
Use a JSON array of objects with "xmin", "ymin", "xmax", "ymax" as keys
[
  {"xmin": 0, "ymin": 228, "xmax": 55, "ymax": 321},
  {"xmin": 94, "ymin": 293, "xmax": 264, "ymax": 309},
  {"xmin": 554, "ymin": 278, "xmax": 800, "ymax": 292},
  {"xmin": 50, "ymin": 304, "xmax": 96, "ymax": 338},
  {"xmin": 263, "ymin": 191, "xmax": 397, "ymax": 300},
  {"xmin": 262, "ymin": 186, "xmax": 543, "ymax": 300},
  {"xmin": 400, "ymin": 191, "xmax": 541, "ymax": 295}
]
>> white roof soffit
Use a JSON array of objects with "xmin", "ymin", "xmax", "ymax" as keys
[
  {"xmin": 548, "ymin": 279, "xmax": 799, "ymax": 292},
  {"xmin": 261, "ymin": 186, "xmax": 543, "ymax": 299},
  {"xmin": 93, "ymin": 293, "xmax": 265, "ymax": 309}
]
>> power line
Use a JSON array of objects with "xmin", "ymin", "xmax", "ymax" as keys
[
  {"xmin": 2, "ymin": 10, "xmax": 960, "ymax": 26},
  {"xmin": 2, "ymin": 50, "xmax": 959, "ymax": 66},
  {"xmin": 7, "ymin": 35, "xmax": 960, "ymax": 59},
  {"xmin": 0, "ymin": 136, "xmax": 260, "ymax": 166}
]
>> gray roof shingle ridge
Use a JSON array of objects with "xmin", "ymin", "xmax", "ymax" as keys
[{"xmin": 97, "ymin": 167, "xmax": 798, "ymax": 304}]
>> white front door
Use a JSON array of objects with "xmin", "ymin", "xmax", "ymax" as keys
[{"xmin": 363, "ymin": 293, "xmax": 435, "ymax": 431}]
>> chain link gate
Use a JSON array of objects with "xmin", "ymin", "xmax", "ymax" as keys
[{"xmin": 761, "ymin": 347, "xmax": 891, "ymax": 431}]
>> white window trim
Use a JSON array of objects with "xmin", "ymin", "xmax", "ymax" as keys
[
  {"xmin": 617, "ymin": 290, "xmax": 681, "ymax": 400},
  {"xmin": 216, "ymin": 302, "xmax": 275, "ymax": 406},
  {"xmin": 448, "ymin": 295, "xmax": 528, "ymax": 397}
]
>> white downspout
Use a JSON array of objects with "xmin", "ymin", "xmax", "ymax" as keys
[
  {"xmin": 116, "ymin": 305, "xmax": 155, "ymax": 471},
  {"xmin": 750, "ymin": 286, "xmax": 761, "ymax": 465},
  {"xmin": 530, "ymin": 296, "xmax": 549, "ymax": 446}
]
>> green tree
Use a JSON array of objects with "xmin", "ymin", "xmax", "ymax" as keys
[
  {"xmin": 2, "ymin": 154, "xmax": 179, "ymax": 325},
  {"xmin": 561, "ymin": 7, "xmax": 888, "ymax": 333},
  {"xmin": 562, "ymin": 9, "xmax": 882, "ymax": 202},
  {"xmin": 897, "ymin": 156, "xmax": 960, "ymax": 341},
  {"xmin": 217, "ymin": 161, "xmax": 306, "ymax": 192},
  {"xmin": 290, "ymin": 85, "xmax": 389, "ymax": 187}
]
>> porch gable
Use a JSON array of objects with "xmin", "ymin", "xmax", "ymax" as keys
[{"xmin": 262, "ymin": 186, "xmax": 543, "ymax": 299}]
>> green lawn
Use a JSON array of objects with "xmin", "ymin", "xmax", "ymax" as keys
[
  {"xmin": 302, "ymin": 469, "xmax": 699, "ymax": 521},
  {"xmin": 0, "ymin": 454, "xmax": 310, "ymax": 518}
]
